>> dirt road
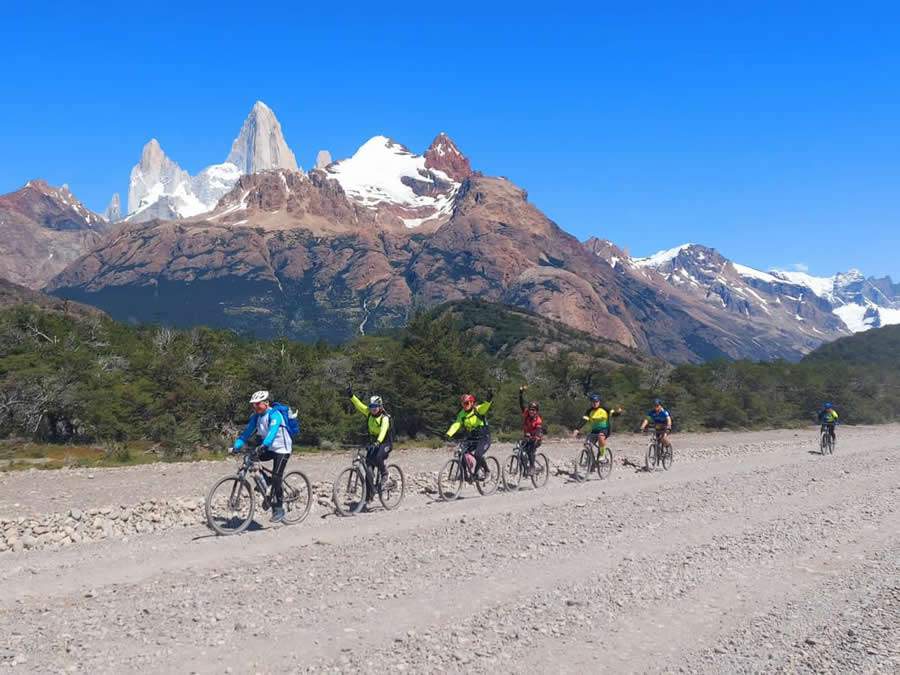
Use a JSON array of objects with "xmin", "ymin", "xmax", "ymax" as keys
[{"xmin": 1, "ymin": 426, "xmax": 898, "ymax": 673}]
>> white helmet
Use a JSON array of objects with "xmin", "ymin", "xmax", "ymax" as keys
[
  {"xmin": 369, "ymin": 395, "xmax": 383, "ymax": 408},
  {"xmin": 249, "ymin": 390, "xmax": 270, "ymax": 404}
]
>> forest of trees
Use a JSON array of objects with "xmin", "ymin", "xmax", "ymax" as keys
[{"xmin": 1, "ymin": 302, "xmax": 898, "ymax": 457}]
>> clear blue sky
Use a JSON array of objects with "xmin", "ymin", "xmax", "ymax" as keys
[{"xmin": 3, "ymin": 2, "xmax": 899, "ymax": 278}]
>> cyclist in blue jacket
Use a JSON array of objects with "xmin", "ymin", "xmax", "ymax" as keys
[{"xmin": 233, "ymin": 390, "xmax": 292, "ymax": 523}]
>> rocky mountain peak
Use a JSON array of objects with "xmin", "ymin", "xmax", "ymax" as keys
[
  {"xmin": 315, "ymin": 150, "xmax": 333, "ymax": 170},
  {"xmin": 104, "ymin": 193, "xmax": 121, "ymax": 222},
  {"xmin": 424, "ymin": 132, "xmax": 472, "ymax": 181},
  {"xmin": 127, "ymin": 139, "xmax": 193, "ymax": 216},
  {"xmin": 226, "ymin": 100, "xmax": 299, "ymax": 175}
]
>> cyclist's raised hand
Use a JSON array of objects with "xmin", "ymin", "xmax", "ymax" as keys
[
  {"xmin": 345, "ymin": 383, "xmax": 353, "ymax": 397},
  {"xmin": 519, "ymin": 384, "xmax": 528, "ymax": 392}
]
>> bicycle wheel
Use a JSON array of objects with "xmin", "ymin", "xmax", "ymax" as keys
[
  {"xmin": 333, "ymin": 466, "xmax": 366, "ymax": 516},
  {"xmin": 645, "ymin": 441, "xmax": 658, "ymax": 471},
  {"xmin": 503, "ymin": 454, "xmax": 523, "ymax": 491},
  {"xmin": 531, "ymin": 452, "xmax": 550, "ymax": 488},
  {"xmin": 831, "ymin": 435, "xmax": 836, "ymax": 454},
  {"xmin": 820, "ymin": 433, "xmax": 827, "ymax": 455},
  {"xmin": 437, "ymin": 458, "xmax": 464, "ymax": 501},
  {"xmin": 281, "ymin": 470, "xmax": 312, "ymax": 524},
  {"xmin": 661, "ymin": 445, "xmax": 673, "ymax": 471},
  {"xmin": 378, "ymin": 464, "xmax": 405, "ymax": 511},
  {"xmin": 595, "ymin": 447, "xmax": 613, "ymax": 480},
  {"xmin": 476, "ymin": 456, "xmax": 501, "ymax": 496},
  {"xmin": 574, "ymin": 447, "xmax": 592, "ymax": 481},
  {"xmin": 205, "ymin": 475, "xmax": 255, "ymax": 535}
]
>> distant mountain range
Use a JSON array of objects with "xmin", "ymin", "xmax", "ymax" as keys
[{"xmin": 0, "ymin": 100, "xmax": 895, "ymax": 363}]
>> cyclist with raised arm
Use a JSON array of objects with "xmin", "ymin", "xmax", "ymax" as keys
[
  {"xmin": 817, "ymin": 402, "xmax": 839, "ymax": 443},
  {"xmin": 640, "ymin": 398, "xmax": 673, "ymax": 448},
  {"xmin": 518, "ymin": 385, "xmax": 544, "ymax": 476},
  {"xmin": 573, "ymin": 393, "xmax": 622, "ymax": 460},
  {"xmin": 347, "ymin": 384, "xmax": 393, "ymax": 501},
  {"xmin": 232, "ymin": 390, "xmax": 292, "ymax": 523},
  {"xmin": 446, "ymin": 390, "xmax": 494, "ymax": 480}
]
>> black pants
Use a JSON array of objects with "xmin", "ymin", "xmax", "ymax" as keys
[
  {"xmin": 465, "ymin": 431, "xmax": 492, "ymax": 475},
  {"xmin": 258, "ymin": 450, "xmax": 290, "ymax": 508},
  {"xmin": 822, "ymin": 423, "xmax": 836, "ymax": 440},
  {"xmin": 522, "ymin": 437, "xmax": 541, "ymax": 468},
  {"xmin": 365, "ymin": 442, "xmax": 392, "ymax": 497}
]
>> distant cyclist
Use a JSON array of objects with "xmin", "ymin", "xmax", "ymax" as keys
[
  {"xmin": 573, "ymin": 393, "xmax": 623, "ymax": 459},
  {"xmin": 446, "ymin": 390, "xmax": 494, "ymax": 480},
  {"xmin": 518, "ymin": 385, "xmax": 544, "ymax": 476},
  {"xmin": 640, "ymin": 398, "xmax": 673, "ymax": 448},
  {"xmin": 232, "ymin": 390, "xmax": 292, "ymax": 523},
  {"xmin": 817, "ymin": 402, "xmax": 839, "ymax": 442},
  {"xmin": 347, "ymin": 384, "xmax": 393, "ymax": 501}
]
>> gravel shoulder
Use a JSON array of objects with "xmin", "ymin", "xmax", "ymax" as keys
[{"xmin": 1, "ymin": 425, "xmax": 897, "ymax": 673}]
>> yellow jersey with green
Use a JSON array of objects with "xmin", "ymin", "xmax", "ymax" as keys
[
  {"xmin": 350, "ymin": 395, "xmax": 391, "ymax": 443},
  {"xmin": 447, "ymin": 401, "xmax": 492, "ymax": 437}
]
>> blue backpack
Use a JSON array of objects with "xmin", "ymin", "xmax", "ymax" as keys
[{"xmin": 272, "ymin": 402, "xmax": 301, "ymax": 439}]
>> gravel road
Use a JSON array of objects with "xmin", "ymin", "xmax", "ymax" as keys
[{"xmin": 1, "ymin": 426, "xmax": 898, "ymax": 673}]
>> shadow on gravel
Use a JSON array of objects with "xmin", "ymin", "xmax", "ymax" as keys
[{"xmin": 192, "ymin": 520, "xmax": 266, "ymax": 541}]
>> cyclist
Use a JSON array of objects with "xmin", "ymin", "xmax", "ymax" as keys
[
  {"xmin": 347, "ymin": 384, "xmax": 392, "ymax": 501},
  {"xmin": 640, "ymin": 398, "xmax": 673, "ymax": 448},
  {"xmin": 817, "ymin": 402, "xmax": 839, "ymax": 442},
  {"xmin": 446, "ymin": 389, "xmax": 494, "ymax": 481},
  {"xmin": 573, "ymin": 393, "xmax": 622, "ymax": 460},
  {"xmin": 232, "ymin": 390, "xmax": 292, "ymax": 523},
  {"xmin": 518, "ymin": 385, "xmax": 544, "ymax": 476}
]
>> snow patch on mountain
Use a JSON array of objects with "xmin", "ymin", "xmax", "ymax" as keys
[
  {"xmin": 325, "ymin": 136, "xmax": 459, "ymax": 227},
  {"xmin": 633, "ymin": 244, "xmax": 696, "ymax": 268}
]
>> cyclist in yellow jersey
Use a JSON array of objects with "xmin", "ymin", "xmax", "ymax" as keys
[
  {"xmin": 347, "ymin": 384, "xmax": 392, "ymax": 500},
  {"xmin": 818, "ymin": 402, "xmax": 839, "ymax": 442},
  {"xmin": 573, "ymin": 393, "xmax": 623, "ymax": 459},
  {"xmin": 446, "ymin": 390, "xmax": 494, "ymax": 480}
]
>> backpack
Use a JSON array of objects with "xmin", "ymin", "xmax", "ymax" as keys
[{"xmin": 272, "ymin": 402, "xmax": 301, "ymax": 439}]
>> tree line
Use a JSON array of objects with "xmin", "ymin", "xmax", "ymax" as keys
[{"xmin": 1, "ymin": 304, "xmax": 897, "ymax": 456}]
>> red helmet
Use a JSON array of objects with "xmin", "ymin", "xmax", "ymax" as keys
[{"xmin": 460, "ymin": 394, "xmax": 476, "ymax": 407}]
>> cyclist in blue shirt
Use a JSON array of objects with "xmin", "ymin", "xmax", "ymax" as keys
[
  {"xmin": 232, "ymin": 390, "xmax": 292, "ymax": 523},
  {"xmin": 640, "ymin": 399, "xmax": 673, "ymax": 449}
]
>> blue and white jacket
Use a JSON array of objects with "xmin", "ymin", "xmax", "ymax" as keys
[{"xmin": 234, "ymin": 408, "xmax": 292, "ymax": 455}]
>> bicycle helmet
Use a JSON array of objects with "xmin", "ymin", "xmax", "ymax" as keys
[
  {"xmin": 527, "ymin": 401, "xmax": 539, "ymax": 411},
  {"xmin": 249, "ymin": 390, "xmax": 270, "ymax": 404},
  {"xmin": 824, "ymin": 402, "xmax": 833, "ymax": 409},
  {"xmin": 653, "ymin": 398, "xmax": 663, "ymax": 406},
  {"xmin": 588, "ymin": 393, "xmax": 602, "ymax": 402},
  {"xmin": 369, "ymin": 395, "xmax": 383, "ymax": 408},
  {"xmin": 460, "ymin": 394, "xmax": 476, "ymax": 407}
]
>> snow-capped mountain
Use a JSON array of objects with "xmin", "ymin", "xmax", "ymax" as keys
[
  {"xmin": 125, "ymin": 101, "xmax": 298, "ymax": 223},
  {"xmin": 615, "ymin": 242, "xmax": 900, "ymax": 334},
  {"xmin": 323, "ymin": 134, "xmax": 462, "ymax": 229}
]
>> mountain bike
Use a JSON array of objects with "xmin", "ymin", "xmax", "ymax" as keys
[
  {"xmin": 205, "ymin": 449, "xmax": 312, "ymax": 535},
  {"xmin": 645, "ymin": 429, "xmax": 673, "ymax": 471},
  {"xmin": 437, "ymin": 440, "xmax": 501, "ymax": 500},
  {"xmin": 573, "ymin": 433, "xmax": 613, "ymax": 481},
  {"xmin": 332, "ymin": 445, "xmax": 405, "ymax": 516},
  {"xmin": 820, "ymin": 424, "xmax": 836, "ymax": 455},
  {"xmin": 502, "ymin": 439, "xmax": 549, "ymax": 490}
]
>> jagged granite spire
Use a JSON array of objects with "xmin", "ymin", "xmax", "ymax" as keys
[{"xmin": 226, "ymin": 101, "xmax": 299, "ymax": 174}]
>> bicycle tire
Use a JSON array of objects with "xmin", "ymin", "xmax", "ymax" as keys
[
  {"xmin": 595, "ymin": 447, "xmax": 613, "ymax": 480},
  {"xmin": 205, "ymin": 475, "xmax": 255, "ymax": 535},
  {"xmin": 531, "ymin": 452, "xmax": 550, "ymax": 488},
  {"xmin": 378, "ymin": 464, "xmax": 406, "ymax": 511},
  {"xmin": 661, "ymin": 445, "xmax": 673, "ymax": 471},
  {"xmin": 575, "ymin": 447, "xmax": 592, "ymax": 482},
  {"xmin": 503, "ymin": 454, "xmax": 523, "ymax": 491},
  {"xmin": 281, "ymin": 470, "xmax": 312, "ymax": 524},
  {"xmin": 333, "ymin": 466, "xmax": 366, "ymax": 516},
  {"xmin": 437, "ymin": 458, "xmax": 464, "ymax": 501},
  {"xmin": 476, "ymin": 456, "xmax": 501, "ymax": 496},
  {"xmin": 645, "ymin": 440, "xmax": 658, "ymax": 471}
]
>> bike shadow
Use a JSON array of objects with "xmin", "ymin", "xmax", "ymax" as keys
[
  {"xmin": 622, "ymin": 457, "xmax": 652, "ymax": 473},
  {"xmin": 192, "ymin": 519, "xmax": 268, "ymax": 541}
]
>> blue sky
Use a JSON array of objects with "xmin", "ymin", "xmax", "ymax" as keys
[{"xmin": 2, "ymin": 2, "xmax": 899, "ymax": 278}]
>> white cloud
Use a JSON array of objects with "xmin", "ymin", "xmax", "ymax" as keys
[{"xmin": 791, "ymin": 262, "xmax": 809, "ymax": 272}]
